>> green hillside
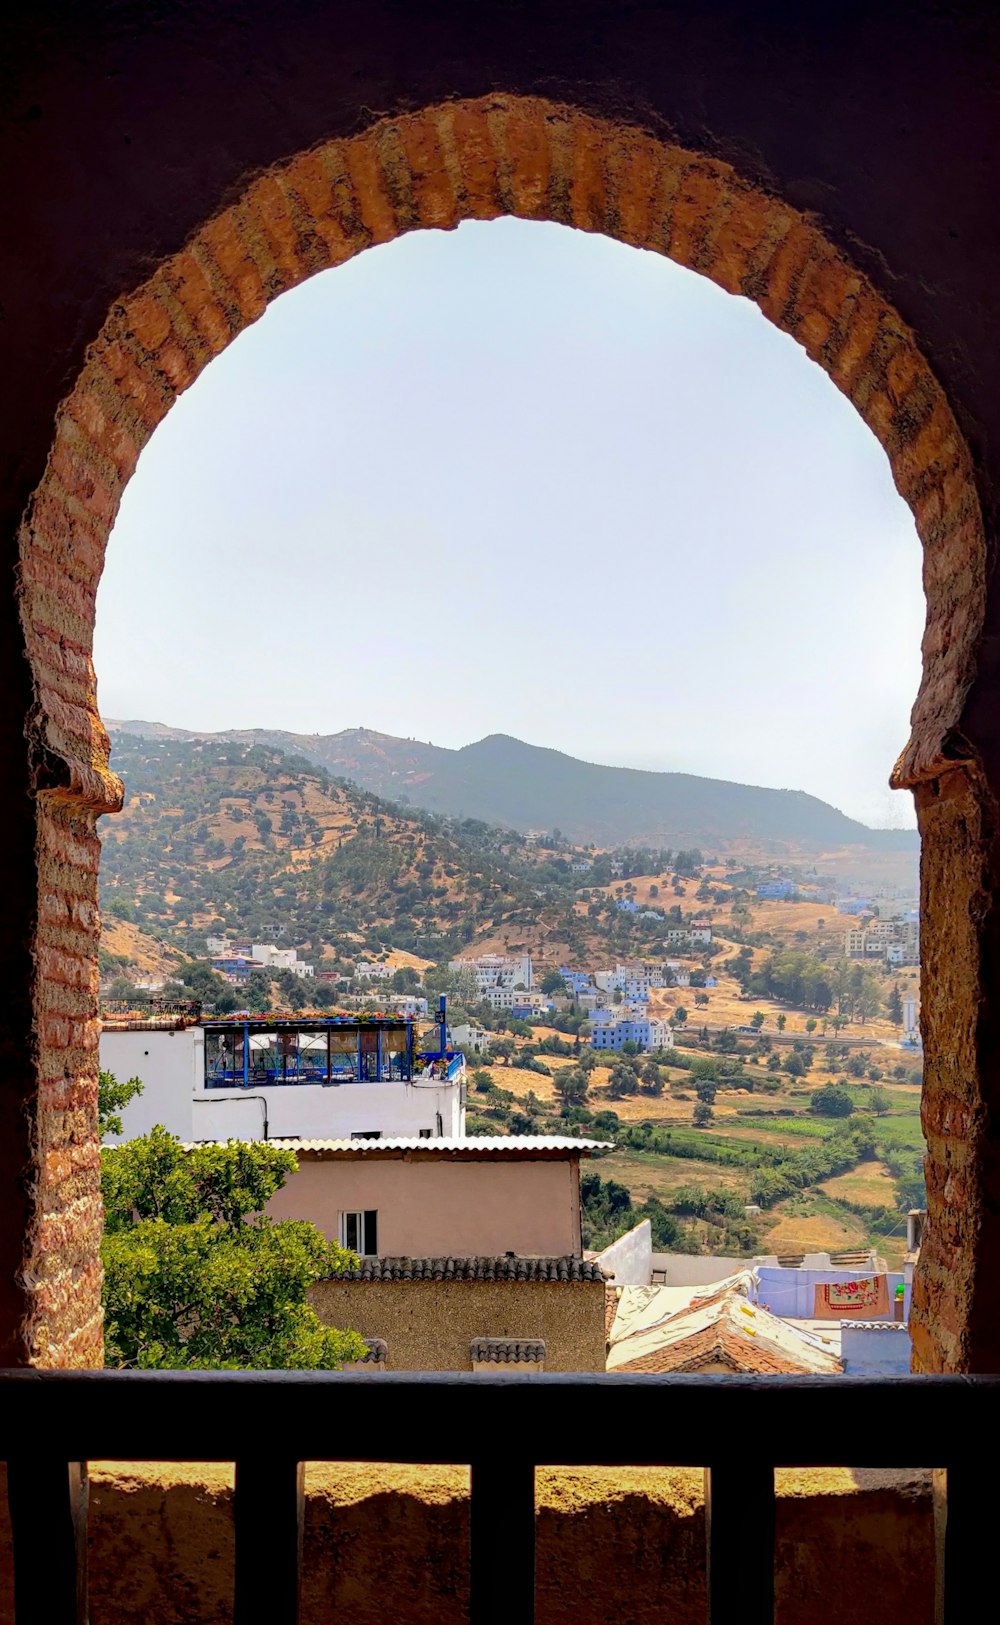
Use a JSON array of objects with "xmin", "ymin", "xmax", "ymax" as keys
[{"xmin": 101, "ymin": 735, "xmax": 548, "ymax": 965}]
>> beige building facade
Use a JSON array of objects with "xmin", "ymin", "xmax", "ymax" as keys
[{"xmin": 265, "ymin": 1137, "xmax": 609, "ymax": 1258}]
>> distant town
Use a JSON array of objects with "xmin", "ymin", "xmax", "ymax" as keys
[{"xmin": 99, "ymin": 728, "xmax": 924, "ymax": 1378}]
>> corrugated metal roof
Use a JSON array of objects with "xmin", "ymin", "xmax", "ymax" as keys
[
  {"xmin": 606, "ymin": 1275, "xmax": 843, "ymax": 1376},
  {"xmin": 190, "ymin": 1135, "xmax": 614, "ymax": 1155}
]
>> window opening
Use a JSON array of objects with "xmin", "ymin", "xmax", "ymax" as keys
[{"xmin": 341, "ymin": 1211, "xmax": 378, "ymax": 1254}]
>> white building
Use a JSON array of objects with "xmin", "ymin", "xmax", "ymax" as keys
[
  {"xmin": 660, "ymin": 924, "xmax": 713, "ymax": 949},
  {"xmin": 100, "ymin": 1014, "xmax": 465, "ymax": 1144},
  {"xmin": 355, "ymin": 961, "xmax": 394, "ymax": 982},
  {"xmin": 449, "ymin": 953, "xmax": 534, "ymax": 992},
  {"xmin": 252, "ymin": 944, "xmax": 315, "ymax": 978},
  {"xmin": 844, "ymin": 928, "xmax": 868, "ymax": 957},
  {"xmin": 449, "ymin": 1020, "xmax": 490, "ymax": 1055},
  {"xmin": 384, "ymin": 994, "xmax": 429, "ymax": 1017},
  {"xmin": 480, "ymin": 987, "xmax": 549, "ymax": 1014},
  {"xmin": 594, "ymin": 966, "xmax": 652, "ymax": 1001}
]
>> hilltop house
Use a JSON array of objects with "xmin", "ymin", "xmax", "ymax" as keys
[
  {"xmin": 211, "ymin": 954, "xmax": 264, "ymax": 984},
  {"xmin": 355, "ymin": 960, "xmax": 394, "ymax": 982},
  {"xmin": 449, "ymin": 953, "xmax": 534, "ymax": 992},
  {"xmin": 662, "ymin": 922, "xmax": 713, "ymax": 948},
  {"xmin": 481, "ymin": 986, "xmax": 550, "ymax": 1015},
  {"xmin": 252, "ymin": 944, "xmax": 314, "ymax": 977}
]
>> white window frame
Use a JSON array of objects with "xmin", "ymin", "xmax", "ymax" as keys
[{"xmin": 340, "ymin": 1210, "xmax": 378, "ymax": 1255}]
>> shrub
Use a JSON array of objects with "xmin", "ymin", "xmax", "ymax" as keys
[{"xmin": 809, "ymin": 1084, "xmax": 855, "ymax": 1118}]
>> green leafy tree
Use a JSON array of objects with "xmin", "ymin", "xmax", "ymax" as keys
[
  {"xmin": 101, "ymin": 1128, "xmax": 365, "ymax": 1369},
  {"xmin": 673, "ymin": 1006, "xmax": 688, "ymax": 1025},
  {"xmin": 776, "ymin": 1014, "xmax": 787, "ymax": 1032},
  {"xmin": 607, "ymin": 1064, "xmax": 639, "ymax": 1100},
  {"xmin": 541, "ymin": 969, "xmax": 567, "ymax": 996},
  {"xmin": 887, "ymin": 984, "xmax": 904, "ymax": 1024},
  {"xmin": 106, "ymin": 976, "xmax": 147, "ymax": 1006},
  {"xmin": 809, "ymin": 1084, "xmax": 855, "ymax": 1119},
  {"xmin": 98, "ymin": 1069, "xmax": 144, "ymax": 1138},
  {"xmin": 553, "ymin": 1067, "xmax": 589, "ymax": 1109},
  {"xmin": 692, "ymin": 1102, "xmax": 714, "ymax": 1127},
  {"xmin": 869, "ymin": 1086, "xmax": 892, "ymax": 1117},
  {"xmin": 750, "ymin": 1011, "xmax": 765, "ymax": 1031}
]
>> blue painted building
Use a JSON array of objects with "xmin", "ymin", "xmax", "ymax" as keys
[
  {"xmin": 591, "ymin": 1017, "xmax": 671, "ymax": 1052},
  {"xmin": 839, "ymin": 1323, "xmax": 912, "ymax": 1375},
  {"xmin": 756, "ymin": 880, "xmax": 797, "ymax": 899},
  {"xmin": 560, "ymin": 968, "xmax": 592, "ymax": 995}
]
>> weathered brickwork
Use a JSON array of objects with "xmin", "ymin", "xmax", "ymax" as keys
[{"xmin": 11, "ymin": 95, "xmax": 987, "ymax": 1367}]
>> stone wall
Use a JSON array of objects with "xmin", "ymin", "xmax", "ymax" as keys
[
  {"xmin": 309, "ymin": 1278, "xmax": 607, "ymax": 1371},
  {"xmin": 0, "ymin": 1463, "xmax": 937, "ymax": 1625}
]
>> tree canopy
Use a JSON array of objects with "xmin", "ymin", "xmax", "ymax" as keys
[
  {"xmin": 809, "ymin": 1084, "xmax": 855, "ymax": 1119},
  {"xmin": 101, "ymin": 1126, "xmax": 366, "ymax": 1370}
]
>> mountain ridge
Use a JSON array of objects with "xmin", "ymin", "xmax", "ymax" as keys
[{"xmin": 106, "ymin": 720, "xmax": 917, "ymax": 855}]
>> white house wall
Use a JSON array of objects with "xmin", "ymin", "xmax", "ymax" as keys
[{"xmin": 101, "ymin": 1028, "xmax": 465, "ymax": 1143}]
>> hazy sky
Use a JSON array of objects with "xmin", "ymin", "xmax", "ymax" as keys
[{"xmin": 95, "ymin": 218, "xmax": 923, "ymax": 828}]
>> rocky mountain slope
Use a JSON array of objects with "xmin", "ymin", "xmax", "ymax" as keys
[{"xmin": 108, "ymin": 722, "xmax": 917, "ymax": 854}]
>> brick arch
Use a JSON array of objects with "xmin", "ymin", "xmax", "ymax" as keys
[{"xmin": 14, "ymin": 95, "xmax": 985, "ymax": 1366}]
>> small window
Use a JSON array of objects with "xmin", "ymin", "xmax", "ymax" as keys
[
  {"xmin": 351, "ymin": 1130, "xmax": 381, "ymax": 1140},
  {"xmin": 340, "ymin": 1210, "xmax": 378, "ymax": 1255},
  {"xmin": 418, "ymin": 1128, "xmax": 433, "ymax": 1139}
]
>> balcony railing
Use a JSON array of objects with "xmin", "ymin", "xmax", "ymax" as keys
[{"xmin": 3, "ymin": 1369, "xmax": 997, "ymax": 1624}]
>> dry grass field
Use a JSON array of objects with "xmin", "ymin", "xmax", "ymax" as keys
[
  {"xmin": 818, "ymin": 1162, "xmax": 899, "ymax": 1205},
  {"xmin": 761, "ymin": 1205, "xmax": 869, "ymax": 1254},
  {"xmin": 101, "ymin": 918, "xmax": 185, "ymax": 979},
  {"xmin": 597, "ymin": 1152, "xmax": 750, "ymax": 1202},
  {"xmin": 647, "ymin": 972, "xmax": 917, "ymax": 1045}
]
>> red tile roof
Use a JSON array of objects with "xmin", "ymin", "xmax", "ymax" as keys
[{"xmin": 613, "ymin": 1320, "xmax": 808, "ymax": 1375}]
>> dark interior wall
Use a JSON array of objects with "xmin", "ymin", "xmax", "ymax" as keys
[
  {"xmin": 3, "ymin": 0, "xmax": 1000, "ymax": 542},
  {"xmin": 2, "ymin": 3, "xmax": 1000, "ymax": 1367}
]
